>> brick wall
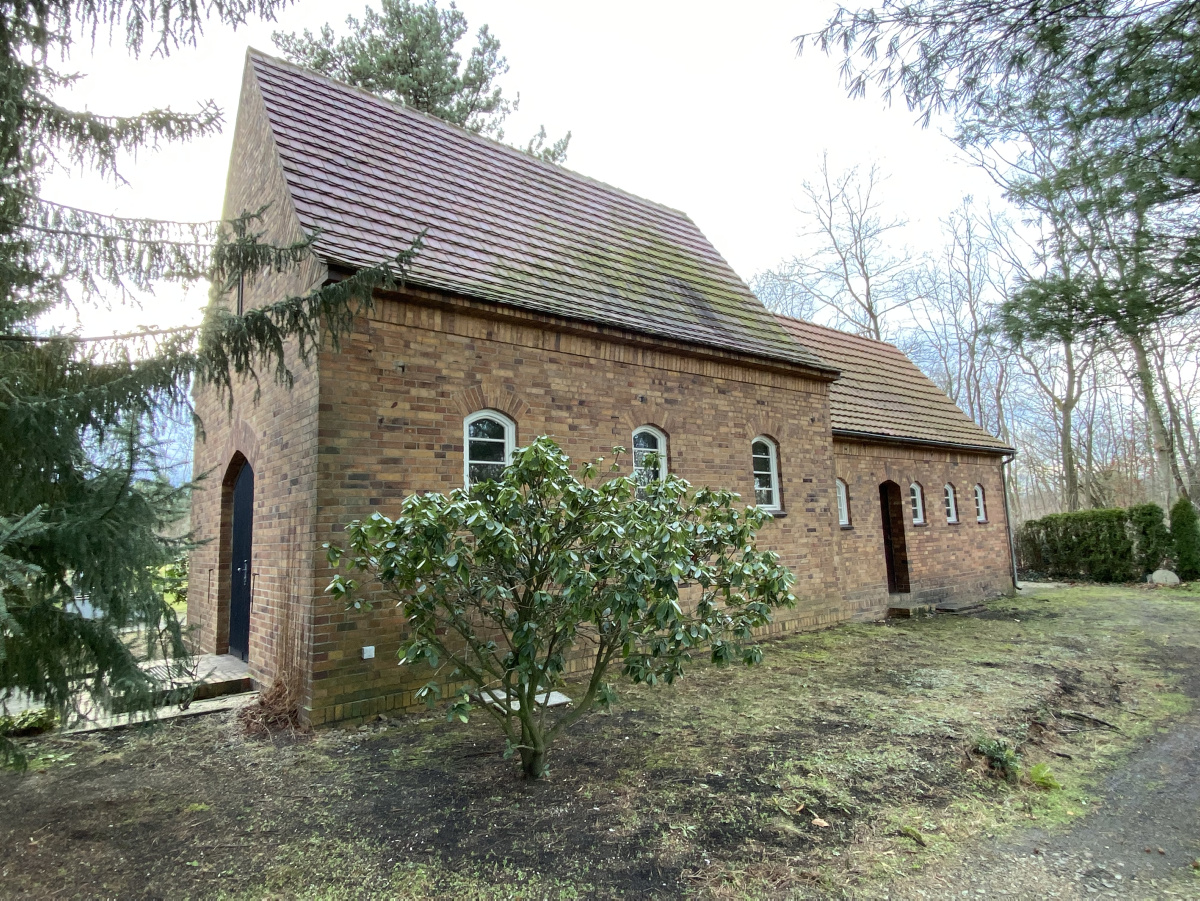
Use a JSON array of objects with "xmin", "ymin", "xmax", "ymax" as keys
[
  {"xmin": 303, "ymin": 285, "xmax": 861, "ymax": 724},
  {"xmin": 188, "ymin": 58, "xmax": 328, "ymax": 706},
  {"xmin": 832, "ymin": 437, "xmax": 1014, "ymax": 607}
]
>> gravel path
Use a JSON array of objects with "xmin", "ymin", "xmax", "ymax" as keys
[{"xmin": 885, "ymin": 645, "xmax": 1200, "ymax": 900}]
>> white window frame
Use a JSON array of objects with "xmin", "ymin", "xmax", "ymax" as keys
[
  {"xmin": 974, "ymin": 484, "xmax": 987, "ymax": 522},
  {"xmin": 910, "ymin": 481, "xmax": 926, "ymax": 524},
  {"xmin": 836, "ymin": 478, "xmax": 851, "ymax": 527},
  {"xmin": 751, "ymin": 436, "xmax": 782, "ymax": 512},
  {"xmin": 944, "ymin": 483, "xmax": 959, "ymax": 523},
  {"xmin": 632, "ymin": 425, "xmax": 668, "ymax": 489},
  {"xmin": 463, "ymin": 410, "xmax": 515, "ymax": 487}
]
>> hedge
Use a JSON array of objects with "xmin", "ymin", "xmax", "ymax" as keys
[
  {"xmin": 1016, "ymin": 508, "xmax": 1136, "ymax": 582},
  {"xmin": 1171, "ymin": 498, "xmax": 1200, "ymax": 581},
  {"xmin": 1129, "ymin": 503, "xmax": 1173, "ymax": 575},
  {"xmin": 1017, "ymin": 501, "xmax": 1199, "ymax": 582}
]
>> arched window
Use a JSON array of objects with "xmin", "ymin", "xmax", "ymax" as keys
[
  {"xmin": 836, "ymin": 478, "xmax": 851, "ymax": 527},
  {"xmin": 910, "ymin": 481, "xmax": 925, "ymax": 524},
  {"xmin": 751, "ymin": 437, "xmax": 781, "ymax": 511},
  {"xmin": 632, "ymin": 426, "xmax": 668, "ymax": 491},
  {"xmin": 464, "ymin": 410, "xmax": 515, "ymax": 487},
  {"xmin": 974, "ymin": 484, "xmax": 987, "ymax": 522},
  {"xmin": 944, "ymin": 483, "xmax": 959, "ymax": 523}
]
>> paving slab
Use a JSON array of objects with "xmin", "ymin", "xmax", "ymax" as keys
[
  {"xmin": 477, "ymin": 689, "xmax": 572, "ymax": 713},
  {"xmin": 935, "ymin": 598, "xmax": 985, "ymax": 614},
  {"xmin": 62, "ymin": 691, "xmax": 258, "ymax": 735}
]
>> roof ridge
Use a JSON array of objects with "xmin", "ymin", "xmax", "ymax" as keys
[
  {"xmin": 773, "ymin": 312, "xmax": 905, "ymax": 353},
  {"xmin": 246, "ymin": 48, "xmax": 696, "ymax": 222}
]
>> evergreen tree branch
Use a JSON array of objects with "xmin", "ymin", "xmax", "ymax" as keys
[
  {"xmin": 25, "ymin": 96, "xmax": 223, "ymax": 178},
  {"xmin": 196, "ymin": 233, "xmax": 424, "ymax": 405}
]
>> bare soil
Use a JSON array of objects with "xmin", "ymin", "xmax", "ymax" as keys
[
  {"xmin": 2, "ymin": 584, "xmax": 1198, "ymax": 900},
  {"xmin": 885, "ymin": 641, "xmax": 1200, "ymax": 900}
]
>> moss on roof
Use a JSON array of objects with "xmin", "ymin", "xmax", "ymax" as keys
[{"xmin": 246, "ymin": 50, "xmax": 828, "ymax": 371}]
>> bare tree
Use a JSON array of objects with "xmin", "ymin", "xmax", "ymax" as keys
[
  {"xmin": 755, "ymin": 153, "xmax": 914, "ymax": 339},
  {"xmin": 1014, "ymin": 340, "xmax": 1097, "ymax": 511},
  {"xmin": 904, "ymin": 199, "xmax": 1013, "ymax": 436},
  {"xmin": 749, "ymin": 268, "xmax": 816, "ymax": 321}
]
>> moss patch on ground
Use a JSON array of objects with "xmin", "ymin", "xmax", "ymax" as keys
[{"xmin": 2, "ymin": 584, "xmax": 1198, "ymax": 899}]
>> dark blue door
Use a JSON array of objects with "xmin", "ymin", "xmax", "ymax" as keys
[
  {"xmin": 229, "ymin": 462, "xmax": 254, "ymax": 661},
  {"xmin": 879, "ymin": 481, "xmax": 910, "ymax": 594}
]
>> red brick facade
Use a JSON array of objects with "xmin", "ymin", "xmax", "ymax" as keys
[
  {"xmin": 188, "ymin": 54, "xmax": 1015, "ymax": 726},
  {"xmin": 298, "ymin": 287, "xmax": 877, "ymax": 723},
  {"xmin": 832, "ymin": 439, "xmax": 1014, "ymax": 606},
  {"xmin": 190, "ymin": 282, "xmax": 1015, "ymax": 725},
  {"xmin": 188, "ymin": 65, "xmax": 327, "ymax": 698}
]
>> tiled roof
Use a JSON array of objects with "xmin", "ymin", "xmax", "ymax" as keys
[
  {"xmin": 776, "ymin": 316, "xmax": 1013, "ymax": 453},
  {"xmin": 247, "ymin": 50, "xmax": 829, "ymax": 371}
]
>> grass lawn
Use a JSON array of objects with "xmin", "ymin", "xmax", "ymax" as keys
[{"xmin": 3, "ymin": 583, "xmax": 1198, "ymax": 899}]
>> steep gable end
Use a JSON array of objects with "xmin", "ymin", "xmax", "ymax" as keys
[
  {"xmin": 246, "ymin": 50, "xmax": 827, "ymax": 370},
  {"xmin": 222, "ymin": 56, "xmax": 325, "ymax": 290}
]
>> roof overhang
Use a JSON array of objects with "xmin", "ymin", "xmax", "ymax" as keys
[{"xmin": 832, "ymin": 428, "xmax": 1016, "ymax": 456}]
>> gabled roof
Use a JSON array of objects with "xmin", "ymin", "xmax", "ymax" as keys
[
  {"xmin": 246, "ymin": 50, "xmax": 830, "ymax": 372},
  {"xmin": 775, "ymin": 316, "xmax": 1014, "ymax": 453}
]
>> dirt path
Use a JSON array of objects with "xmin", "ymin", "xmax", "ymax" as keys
[{"xmin": 888, "ymin": 638, "xmax": 1200, "ymax": 899}]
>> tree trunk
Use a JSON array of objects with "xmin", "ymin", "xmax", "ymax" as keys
[
  {"xmin": 1128, "ymin": 332, "xmax": 1186, "ymax": 506},
  {"xmin": 1153, "ymin": 341, "xmax": 1196, "ymax": 502},
  {"xmin": 520, "ymin": 746, "xmax": 546, "ymax": 778},
  {"xmin": 519, "ymin": 718, "xmax": 548, "ymax": 778},
  {"xmin": 1061, "ymin": 400, "xmax": 1079, "ymax": 511},
  {"xmin": 1060, "ymin": 341, "xmax": 1080, "ymax": 510}
]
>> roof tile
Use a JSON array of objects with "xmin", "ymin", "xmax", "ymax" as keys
[
  {"xmin": 775, "ymin": 316, "xmax": 1013, "ymax": 453},
  {"xmin": 247, "ymin": 51, "xmax": 828, "ymax": 371}
]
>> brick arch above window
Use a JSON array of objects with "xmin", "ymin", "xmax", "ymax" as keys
[
  {"xmin": 617, "ymin": 408, "xmax": 677, "ymax": 438},
  {"xmin": 745, "ymin": 419, "xmax": 793, "ymax": 444},
  {"xmin": 450, "ymin": 379, "xmax": 530, "ymax": 422}
]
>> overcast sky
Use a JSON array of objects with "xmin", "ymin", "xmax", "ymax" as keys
[{"xmin": 43, "ymin": 0, "xmax": 1006, "ymax": 334}]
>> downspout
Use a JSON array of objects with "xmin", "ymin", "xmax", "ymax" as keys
[{"xmin": 1000, "ymin": 452, "xmax": 1019, "ymax": 592}]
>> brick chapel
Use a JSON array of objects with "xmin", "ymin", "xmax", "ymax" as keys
[{"xmin": 189, "ymin": 51, "xmax": 1017, "ymax": 726}]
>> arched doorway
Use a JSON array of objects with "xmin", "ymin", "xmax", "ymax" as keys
[
  {"xmin": 878, "ymin": 481, "xmax": 911, "ymax": 594},
  {"xmin": 229, "ymin": 461, "xmax": 254, "ymax": 661}
]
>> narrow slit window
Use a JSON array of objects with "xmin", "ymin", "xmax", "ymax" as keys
[
  {"xmin": 836, "ymin": 478, "xmax": 851, "ymax": 527},
  {"xmin": 632, "ymin": 426, "xmax": 668, "ymax": 494},
  {"xmin": 944, "ymin": 484, "xmax": 959, "ymax": 523},
  {"xmin": 910, "ymin": 482, "xmax": 925, "ymax": 524},
  {"xmin": 974, "ymin": 484, "xmax": 987, "ymax": 522},
  {"xmin": 464, "ymin": 411, "xmax": 515, "ymax": 487},
  {"xmin": 752, "ymin": 438, "xmax": 781, "ymax": 511}
]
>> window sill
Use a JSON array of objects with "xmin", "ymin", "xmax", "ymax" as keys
[
  {"xmin": 839, "ymin": 524, "xmax": 853, "ymax": 530},
  {"xmin": 764, "ymin": 509, "xmax": 786, "ymax": 518}
]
